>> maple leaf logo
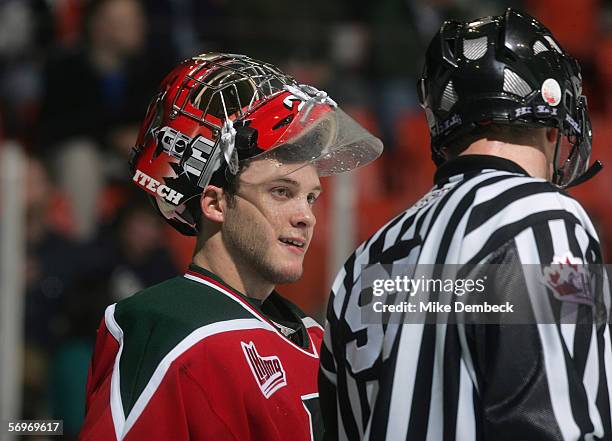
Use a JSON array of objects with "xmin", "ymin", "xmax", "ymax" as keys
[{"xmin": 542, "ymin": 252, "xmax": 593, "ymax": 306}]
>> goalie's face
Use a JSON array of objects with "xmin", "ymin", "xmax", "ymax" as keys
[{"xmin": 221, "ymin": 160, "xmax": 321, "ymax": 285}]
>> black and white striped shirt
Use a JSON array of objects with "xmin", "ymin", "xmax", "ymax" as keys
[{"xmin": 319, "ymin": 155, "xmax": 612, "ymax": 441}]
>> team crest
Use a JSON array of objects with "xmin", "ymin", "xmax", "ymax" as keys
[
  {"xmin": 541, "ymin": 252, "xmax": 594, "ymax": 306},
  {"xmin": 241, "ymin": 341, "xmax": 287, "ymax": 398}
]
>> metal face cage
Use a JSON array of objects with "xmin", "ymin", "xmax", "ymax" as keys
[{"xmin": 170, "ymin": 54, "xmax": 296, "ymax": 131}]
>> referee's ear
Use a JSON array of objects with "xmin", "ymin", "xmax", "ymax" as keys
[
  {"xmin": 546, "ymin": 127, "xmax": 559, "ymax": 143},
  {"xmin": 200, "ymin": 185, "xmax": 226, "ymax": 224}
]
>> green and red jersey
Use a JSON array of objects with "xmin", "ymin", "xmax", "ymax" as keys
[{"xmin": 79, "ymin": 265, "xmax": 324, "ymax": 441}]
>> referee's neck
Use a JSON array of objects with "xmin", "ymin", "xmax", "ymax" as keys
[{"xmin": 458, "ymin": 139, "xmax": 549, "ymax": 179}]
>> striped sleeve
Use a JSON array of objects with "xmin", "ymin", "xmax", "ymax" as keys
[
  {"xmin": 461, "ymin": 218, "xmax": 612, "ymax": 440},
  {"xmin": 520, "ymin": 219, "xmax": 610, "ymax": 438},
  {"xmin": 448, "ymin": 177, "xmax": 610, "ymax": 439}
]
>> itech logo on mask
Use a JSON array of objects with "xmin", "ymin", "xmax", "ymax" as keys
[{"xmin": 133, "ymin": 169, "xmax": 184, "ymax": 205}]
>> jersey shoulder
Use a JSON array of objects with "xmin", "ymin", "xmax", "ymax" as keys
[
  {"xmin": 114, "ymin": 275, "xmax": 255, "ymax": 329},
  {"xmin": 460, "ymin": 172, "xmax": 592, "ymax": 229},
  {"xmin": 111, "ymin": 275, "xmax": 261, "ymax": 416},
  {"xmin": 454, "ymin": 172, "xmax": 600, "ymax": 263}
]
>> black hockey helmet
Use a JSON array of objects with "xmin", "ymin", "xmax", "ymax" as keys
[{"xmin": 418, "ymin": 8, "xmax": 601, "ymax": 188}]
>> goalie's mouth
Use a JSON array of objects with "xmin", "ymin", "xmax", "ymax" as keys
[{"xmin": 279, "ymin": 237, "xmax": 306, "ymax": 253}]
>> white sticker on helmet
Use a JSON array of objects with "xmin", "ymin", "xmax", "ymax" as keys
[{"xmin": 541, "ymin": 78, "xmax": 562, "ymax": 106}]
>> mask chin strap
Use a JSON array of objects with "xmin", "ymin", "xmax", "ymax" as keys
[
  {"xmin": 564, "ymin": 160, "xmax": 603, "ymax": 189},
  {"xmin": 218, "ymin": 90, "xmax": 239, "ymax": 175},
  {"xmin": 221, "ymin": 118, "xmax": 238, "ymax": 174}
]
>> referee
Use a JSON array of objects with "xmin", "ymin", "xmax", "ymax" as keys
[{"xmin": 320, "ymin": 9, "xmax": 612, "ymax": 441}]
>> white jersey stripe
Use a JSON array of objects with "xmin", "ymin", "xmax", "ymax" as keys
[
  {"xmin": 604, "ymin": 324, "xmax": 612, "ymax": 421},
  {"xmin": 463, "ymin": 192, "xmax": 572, "ymax": 263},
  {"xmin": 516, "ymin": 228, "xmax": 581, "ymax": 441},
  {"xmin": 425, "ymin": 325, "xmax": 447, "ymax": 441},
  {"xmin": 455, "ymin": 361, "xmax": 476, "ymax": 441},
  {"xmin": 583, "ymin": 322, "xmax": 605, "ymax": 438},
  {"xmin": 549, "ymin": 219, "xmax": 577, "ymax": 356},
  {"xmin": 104, "ymin": 304, "xmax": 126, "ymax": 440},
  {"xmin": 385, "ymin": 324, "xmax": 424, "ymax": 441}
]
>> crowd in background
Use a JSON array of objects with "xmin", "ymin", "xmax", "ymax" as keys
[{"xmin": 1, "ymin": 0, "xmax": 611, "ymax": 438}]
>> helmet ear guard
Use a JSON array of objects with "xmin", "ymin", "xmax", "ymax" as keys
[
  {"xmin": 419, "ymin": 8, "xmax": 601, "ymax": 188},
  {"xmin": 234, "ymin": 122, "xmax": 259, "ymax": 155}
]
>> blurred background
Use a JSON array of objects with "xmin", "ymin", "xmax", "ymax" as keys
[{"xmin": 0, "ymin": 0, "xmax": 611, "ymax": 438}]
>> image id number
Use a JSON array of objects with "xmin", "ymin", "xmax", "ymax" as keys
[{"xmin": 6, "ymin": 420, "xmax": 63, "ymax": 435}]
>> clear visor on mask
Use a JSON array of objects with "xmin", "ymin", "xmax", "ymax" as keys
[{"xmin": 238, "ymin": 101, "xmax": 383, "ymax": 186}]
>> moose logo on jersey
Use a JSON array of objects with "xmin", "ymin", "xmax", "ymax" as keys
[{"xmin": 241, "ymin": 341, "xmax": 287, "ymax": 398}]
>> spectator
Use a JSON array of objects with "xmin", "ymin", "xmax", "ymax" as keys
[
  {"xmin": 35, "ymin": 0, "xmax": 171, "ymax": 240},
  {"xmin": 22, "ymin": 155, "xmax": 82, "ymax": 420},
  {"xmin": 81, "ymin": 191, "xmax": 179, "ymax": 303}
]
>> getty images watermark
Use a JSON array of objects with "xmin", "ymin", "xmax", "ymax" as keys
[{"xmin": 359, "ymin": 263, "xmax": 611, "ymax": 325}]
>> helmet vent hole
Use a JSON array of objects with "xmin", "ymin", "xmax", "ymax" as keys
[
  {"xmin": 544, "ymin": 36, "xmax": 563, "ymax": 54},
  {"xmin": 503, "ymin": 68, "xmax": 532, "ymax": 97},
  {"xmin": 532, "ymin": 40, "xmax": 549, "ymax": 55},
  {"xmin": 440, "ymin": 80, "xmax": 458, "ymax": 111},
  {"xmin": 564, "ymin": 90, "xmax": 573, "ymax": 111},
  {"xmin": 444, "ymin": 38, "xmax": 458, "ymax": 60},
  {"xmin": 463, "ymin": 36, "xmax": 488, "ymax": 60}
]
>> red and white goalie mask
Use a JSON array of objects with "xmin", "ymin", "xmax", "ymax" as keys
[{"xmin": 130, "ymin": 53, "xmax": 383, "ymax": 235}]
